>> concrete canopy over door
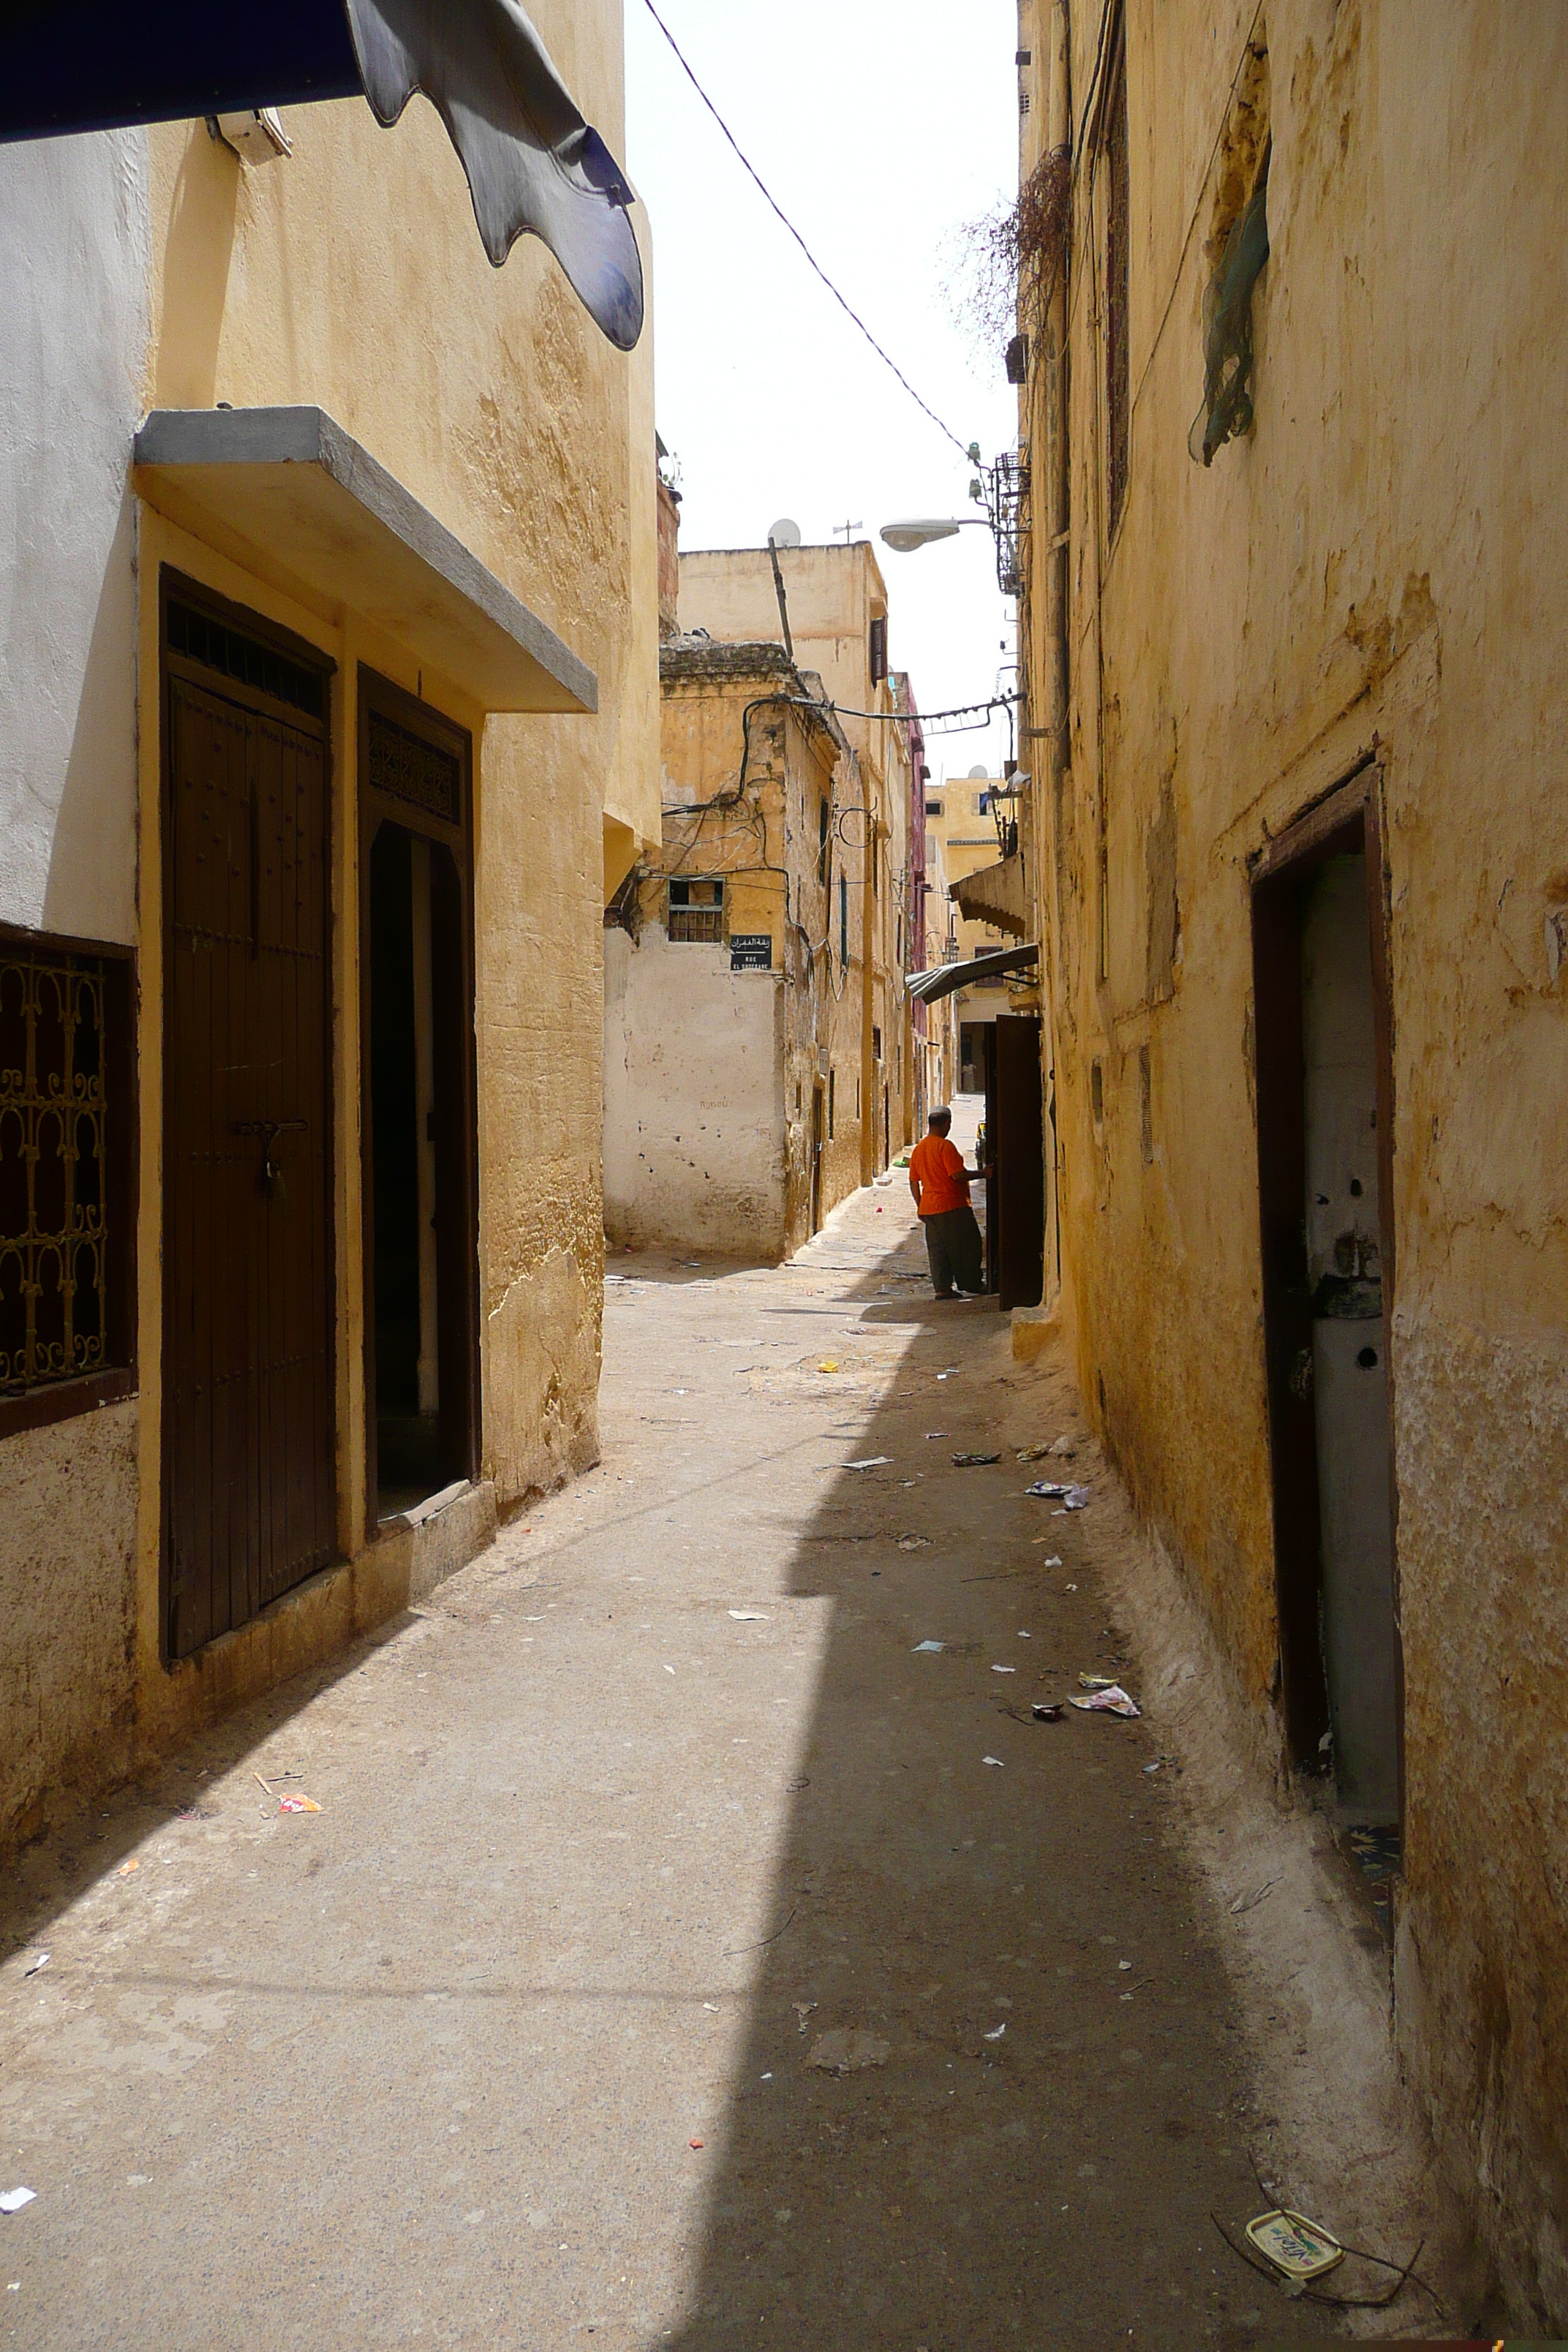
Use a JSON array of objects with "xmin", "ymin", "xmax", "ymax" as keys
[{"xmin": 134, "ymin": 407, "xmax": 598, "ymax": 717}]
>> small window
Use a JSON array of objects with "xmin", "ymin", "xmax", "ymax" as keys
[
  {"xmin": 869, "ymin": 614, "xmax": 889, "ymax": 685},
  {"xmin": 668, "ymin": 875, "xmax": 724, "ymax": 943},
  {"xmin": 926, "ymin": 799, "xmax": 943, "ymax": 818},
  {"xmin": 872, "ymin": 1026, "xmax": 882, "ymax": 1061},
  {"xmin": 0, "ymin": 925, "xmax": 135, "ymax": 1435},
  {"xmin": 828, "ymin": 1069, "xmax": 836, "ymax": 1138}
]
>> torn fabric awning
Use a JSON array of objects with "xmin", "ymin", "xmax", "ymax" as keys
[
  {"xmin": 0, "ymin": 0, "xmax": 643, "ymax": 350},
  {"xmin": 905, "ymin": 943, "xmax": 1040, "ymax": 1006}
]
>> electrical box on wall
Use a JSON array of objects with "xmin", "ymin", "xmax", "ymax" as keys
[{"xmin": 211, "ymin": 109, "xmax": 293, "ymax": 165}]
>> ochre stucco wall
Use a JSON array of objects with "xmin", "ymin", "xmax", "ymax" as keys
[
  {"xmin": 1020, "ymin": 0, "xmax": 1568, "ymax": 2317},
  {"xmin": 0, "ymin": 2, "xmax": 657, "ymax": 1845}
]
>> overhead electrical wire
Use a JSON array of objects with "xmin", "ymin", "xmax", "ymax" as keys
[{"xmin": 638, "ymin": 0, "xmax": 973, "ymax": 462}]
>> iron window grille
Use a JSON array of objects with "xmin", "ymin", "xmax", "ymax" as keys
[
  {"xmin": 0, "ymin": 928, "xmax": 135, "ymax": 1423},
  {"xmin": 990, "ymin": 452, "xmax": 1030, "ymax": 597},
  {"xmin": 668, "ymin": 875, "xmax": 724, "ymax": 943},
  {"xmin": 1104, "ymin": 33, "xmax": 1131, "ymax": 535}
]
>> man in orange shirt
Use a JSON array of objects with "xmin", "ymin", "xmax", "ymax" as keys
[{"xmin": 908, "ymin": 1105, "xmax": 985, "ymax": 1299}]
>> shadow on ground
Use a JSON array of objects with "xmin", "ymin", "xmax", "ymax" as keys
[{"xmin": 662, "ymin": 1218, "xmax": 1327, "ymax": 2350}]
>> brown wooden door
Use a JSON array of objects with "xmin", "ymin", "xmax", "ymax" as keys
[{"xmin": 164, "ymin": 594, "xmax": 335, "ymax": 1658}]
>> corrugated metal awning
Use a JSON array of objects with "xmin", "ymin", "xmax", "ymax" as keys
[
  {"xmin": 905, "ymin": 943, "xmax": 1039, "ymax": 1006},
  {"xmin": 0, "ymin": 0, "xmax": 641, "ymax": 347},
  {"xmin": 950, "ymin": 850, "xmax": 1030, "ymax": 941}
]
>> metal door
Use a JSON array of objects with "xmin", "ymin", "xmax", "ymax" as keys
[
  {"xmin": 163, "ymin": 589, "xmax": 335, "ymax": 1656},
  {"xmin": 995, "ymin": 1014, "xmax": 1045, "ymax": 1309}
]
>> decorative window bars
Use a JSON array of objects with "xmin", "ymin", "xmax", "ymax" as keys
[
  {"xmin": 668, "ymin": 876, "xmax": 725, "ymax": 943},
  {"xmin": 0, "ymin": 935, "xmax": 126, "ymax": 1401}
]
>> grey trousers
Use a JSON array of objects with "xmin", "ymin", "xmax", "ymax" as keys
[{"xmin": 922, "ymin": 1205, "xmax": 984, "ymax": 1296}]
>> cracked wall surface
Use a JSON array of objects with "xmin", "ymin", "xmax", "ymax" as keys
[{"xmin": 1017, "ymin": 0, "xmax": 1568, "ymax": 2318}]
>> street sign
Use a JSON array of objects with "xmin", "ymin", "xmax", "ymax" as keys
[{"xmin": 730, "ymin": 934, "xmax": 772, "ymax": 970}]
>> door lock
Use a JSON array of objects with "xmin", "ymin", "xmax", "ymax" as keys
[{"xmin": 233, "ymin": 1117, "xmax": 306, "ymax": 1202}]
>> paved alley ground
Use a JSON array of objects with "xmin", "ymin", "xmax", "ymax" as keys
[{"xmin": 0, "ymin": 1148, "xmax": 1473, "ymax": 2348}]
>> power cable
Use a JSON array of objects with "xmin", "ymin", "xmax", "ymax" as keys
[{"xmin": 638, "ymin": 0, "xmax": 973, "ymax": 462}]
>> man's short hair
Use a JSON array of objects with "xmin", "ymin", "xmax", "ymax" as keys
[{"xmin": 927, "ymin": 1104, "xmax": 952, "ymax": 1131}]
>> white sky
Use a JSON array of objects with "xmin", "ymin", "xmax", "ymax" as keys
[{"xmin": 624, "ymin": 0, "xmax": 1021, "ymax": 784}]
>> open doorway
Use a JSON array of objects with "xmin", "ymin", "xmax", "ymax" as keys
[
  {"xmin": 1253, "ymin": 772, "xmax": 1402, "ymax": 1876},
  {"xmin": 360, "ymin": 674, "xmax": 479, "ymax": 1526},
  {"xmin": 810, "ymin": 1083, "xmax": 824, "ymax": 1233}
]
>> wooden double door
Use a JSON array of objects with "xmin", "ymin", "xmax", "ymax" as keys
[{"xmin": 162, "ymin": 582, "xmax": 336, "ymax": 1657}]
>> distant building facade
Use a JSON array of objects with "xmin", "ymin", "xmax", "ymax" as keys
[{"xmin": 603, "ymin": 538, "xmax": 916, "ymax": 1259}]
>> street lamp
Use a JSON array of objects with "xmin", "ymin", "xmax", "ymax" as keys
[{"xmin": 878, "ymin": 516, "xmax": 991, "ymax": 554}]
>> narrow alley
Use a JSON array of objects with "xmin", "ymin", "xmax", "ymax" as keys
[{"xmin": 0, "ymin": 1131, "xmax": 1470, "ymax": 2349}]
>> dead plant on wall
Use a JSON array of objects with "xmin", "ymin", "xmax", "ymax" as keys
[{"xmin": 945, "ymin": 145, "xmax": 1071, "ymax": 374}]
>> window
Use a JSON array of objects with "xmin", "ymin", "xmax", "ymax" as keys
[
  {"xmin": 872, "ymin": 1025, "xmax": 883, "ymax": 1061},
  {"xmin": 0, "ymin": 924, "xmax": 135, "ymax": 1436},
  {"xmin": 926, "ymin": 798, "xmax": 943, "ymax": 818},
  {"xmin": 668, "ymin": 875, "xmax": 724, "ymax": 943},
  {"xmin": 828, "ymin": 1069, "xmax": 836, "ymax": 1138},
  {"xmin": 974, "ymin": 790, "xmax": 990, "ymax": 815},
  {"xmin": 1104, "ymin": 23, "xmax": 1131, "ymax": 537},
  {"xmin": 818, "ymin": 797, "xmax": 830, "ymax": 883},
  {"xmin": 869, "ymin": 614, "xmax": 888, "ymax": 685},
  {"xmin": 839, "ymin": 872, "xmax": 848, "ymax": 971}
]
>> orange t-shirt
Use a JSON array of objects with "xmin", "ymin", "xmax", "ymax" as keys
[{"xmin": 909, "ymin": 1133, "xmax": 971, "ymax": 1218}]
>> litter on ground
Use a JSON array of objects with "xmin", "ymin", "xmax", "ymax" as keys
[
  {"xmin": 913, "ymin": 1640, "xmax": 946, "ymax": 1654},
  {"xmin": 981, "ymin": 1754, "xmax": 1005, "ymax": 1768},
  {"xmin": 895, "ymin": 1535, "xmax": 930, "ymax": 1551},
  {"xmin": 1068, "ymin": 1686, "xmax": 1141, "ymax": 1717},
  {"xmin": 277, "ymin": 1795, "xmax": 321, "ymax": 1814},
  {"xmin": 0, "ymin": 2191, "xmax": 36, "ymax": 2215},
  {"xmin": 1244, "ymin": 2207, "xmax": 1345, "ymax": 2282},
  {"xmin": 990, "ymin": 1665, "xmax": 1017, "ymax": 1674},
  {"xmin": 22, "ymin": 1954, "xmax": 48, "ymax": 1978},
  {"xmin": 983, "ymin": 2021, "xmax": 1007, "ymax": 2041},
  {"xmin": 1032, "ymin": 1703, "xmax": 1065, "ymax": 1722},
  {"xmin": 843, "ymin": 1456, "xmax": 892, "ymax": 1471},
  {"xmin": 728, "ymin": 1610, "xmax": 769, "ymax": 1621},
  {"xmin": 951, "ymin": 1451, "xmax": 1002, "ymax": 1467}
]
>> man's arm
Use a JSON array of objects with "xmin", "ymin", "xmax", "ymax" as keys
[{"xmin": 908, "ymin": 1162, "xmax": 923, "ymax": 1208}]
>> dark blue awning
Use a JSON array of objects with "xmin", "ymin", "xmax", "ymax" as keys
[
  {"xmin": 0, "ymin": 1, "xmax": 363, "ymax": 141},
  {"xmin": 0, "ymin": 0, "xmax": 644, "ymax": 350}
]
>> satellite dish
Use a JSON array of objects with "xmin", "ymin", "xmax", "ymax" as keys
[
  {"xmin": 967, "ymin": 763, "xmax": 990, "ymax": 780},
  {"xmin": 767, "ymin": 517, "xmax": 802, "ymax": 549}
]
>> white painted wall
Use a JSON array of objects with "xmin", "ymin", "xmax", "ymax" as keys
[
  {"xmin": 603, "ymin": 924, "xmax": 786, "ymax": 1256},
  {"xmin": 0, "ymin": 131, "xmax": 149, "ymax": 946}
]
